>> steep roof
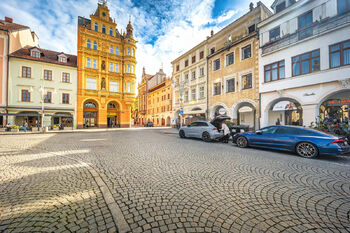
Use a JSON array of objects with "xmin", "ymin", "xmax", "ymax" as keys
[
  {"xmin": 10, "ymin": 46, "xmax": 77, "ymax": 68},
  {"xmin": 0, "ymin": 19, "xmax": 29, "ymax": 32}
]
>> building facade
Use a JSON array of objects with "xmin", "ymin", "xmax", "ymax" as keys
[
  {"xmin": 0, "ymin": 17, "xmax": 39, "ymax": 126},
  {"xmin": 208, "ymin": 3, "xmax": 271, "ymax": 130},
  {"xmin": 145, "ymin": 68, "xmax": 173, "ymax": 126},
  {"xmin": 77, "ymin": 2, "xmax": 136, "ymax": 128},
  {"xmin": 258, "ymin": 0, "xmax": 350, "ymax": 128},
  {"xmin": 7, "ymin": 46, "xmax": 77, "ymax": 129},
  {"xmin": 171, "ymin": 41, "xmax": 208, "ymax": 125},
  {"xmin": 137, "ymin": 67, "xmax": 152, "ymax": 126}
]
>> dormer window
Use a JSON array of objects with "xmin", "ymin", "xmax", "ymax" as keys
[
  {"xmin": 58, "ymin": 54, "xmax": 68, "ymax": 63},
  {"xmin": 31, "ymin": 50, "xmax": 40, "ymax": 58},
  {"xmin": 275, "ymin": 1, "xmax": 286, "ymax": 13}
]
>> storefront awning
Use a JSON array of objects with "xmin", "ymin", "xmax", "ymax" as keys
[
  {"xmin": 272, "ymin": 101, "xmax": 297, "ymax": 111},
  {"xmin": 239, "ymin": 106, "xmax": 253, "ymax": 113}
]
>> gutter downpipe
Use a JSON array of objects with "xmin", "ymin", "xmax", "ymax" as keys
[{"xmin": 5, "ymin": 31, "xmax": 10, "ymax": 125}]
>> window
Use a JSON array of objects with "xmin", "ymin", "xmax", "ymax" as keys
[
  {"xmin": 128, "ymin": 48, "xmax": 131, "ymax": 56},
  {"xmin": 44, "ymin": 91, "xmax": 52, "ymax": 103},
  {"xmin": 115, "ymin": 47, "xmax": 119, "ymax": 55},
  {"xmin": 210, "ymin": 47, "xmax": 215, "ymax": 54},
  {"xmin": 94, "ymin": 23, "xmax": 98, "ymax": 31},
  {"xmin": 110, "ymin": 46, "xmax": 114, "ymax": 54},
  {"xmin": 62, "ymin": 93, "xmax": 69, "ymax": 104},
  {"xmin": 248, "ymin": 24, "xmax": 256, "ymax": 34},
  {"xmin": 260, "ymin": 126, "xmax": 278, "ymax": 134},
  {"xmin": 226, "ymin": 52, "xmax": 234, "ymax": 66},
  {"xmin": 199, "ymin": 67, "xmax": 204, "ymax": 77},
  {"xmin": 226, "ymin": 78, "xmax": 235, "ymax": 93},
  {"xmin": 241, "ymin": 73, "xmax": 252, "ymax": 90},
  {"xmin": 59, "ymin": 56, "xmax": 66, "ymax": 63},
  {"xmin": 241, "ymin": 45, "xmax": 251, "ymax": 60},
  {"xmin": 275, "ymin": 2, "xmax": 286, "ymax": 13},
  {"xmin": 87, "ymin": 40, "xmax": 91, "ymax": 49},
  {"xmin": 62, "ymin": 73, "xmax": 70, "ymax": 83},
  {"xmin": 192, "ymin": 55, "xmax": 196, "ymax": 63},
  {"xmin": 127, "ymin": 64, "xmax": 131, "ymax": 73},
  {"xmin": 269, "ymin": 26, "xmax": 280, "ymax": 41},
  {"xmin": 191, "ymin": 71, "xmax": 196, "ymax": 80},
  {"xmin": 131, "ymin": 65, "xmax": 134, "ymax": 73},
  {"xmin": 93, "ymin": 41, "xmax": 97, "ymax": 50},
  {"xmin": 21, "ymin": 90, "xmax": 30, "ymax": 102},
  {"xmin": 93, "ymin": 59, "xmax": 97, "ymax": 69},
  {"xmin": 185, "ymin": 74, "xmax": 189, "ymax": 82},
  {"xmin": 199, "ymin": 86, "xmax": 204, "ymax": 99},
  {"xmin": 213, "ymin": 58, "xmax": 220, "ymax": 71},
  {"xmin": 109, "ymin": 27, "xmax": 113, "ymax": 36},
  {"xmin": 86, "ymin": 78, "xmax": 96, "ymax": 90},
  {"xmin": 22, "ymin": 66, "xmax": 31, "ymax": 78},
  {"xmin": 132, "ymin": 49, "xmax": 134, "ymax": 56},
  {"xmin": 275, "ymin": 127, "xmax": 300, "ymax": 135},
  {"xmin": 213, "ymin": 82, "xmax": 221, "ymax": 96},
  {"xmin": 338, "ymin": 0, "xmax": 350, "ymax": 14},
  {"xmin": 176, "ymin": 65, "xmax": 179, "ymax": 71},
  {"xmin": 330, "ymin": 40, "xmax": 350, "ymax": 68},
  {"xmin": 298, "ymin": 11, "xmax": 312, "ymax": 30},
  {"xmin": 264, "ymin": 60, "xmax": 285, "ymax": 82},
  {"xmin": 110, "ymin": 62, "xmax": 113, "ymax": 72},
  {"xmin": 110, "ymin": 81, "xmax": 119, "ymax": 92},
  {"xmin": 31, "ymin": 50, "xmax": 40, "ymax": 58},
  {"xmin": 185, "ymin": 60, "xmax": 189, "ymax": 67},
  {"xmin": 102, "ymin": 25, "xmax": 106, "ymax": 34},
  {"xmin": 191, "ymin": 88, "xmax": 196, "ymax": 100},
  {"xmin": 126, "ymin": 82, "xmax": 131, "ymax": 93},
  {"xmin": 115, "ymin": 63, "xmax": 119, "ymax": 73},
  {"xmin": 44, "ymin": 70, "xmax": 52, "ymax": 81},
  {"xmin": 200, "ymin": 51, "xmax": 204, "ymax": 59},
  {"xmin": 292, "ymin": 50, "xmax": 320, "ymax": 76},
  {"xmin": 184, "ymin": 91, "xmax": 189, "ymax": 102},
  {"xmin": 87, "ymin": 58, "xmax": 91, "ymax": 68}
]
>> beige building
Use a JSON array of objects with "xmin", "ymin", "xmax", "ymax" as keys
[
  {"xmin": 171, "ymin": 41, "xmax": 208, "ymax": 125},
  {"xmin": 208, "ymin": 3, "xmax": 271, "ymax": 130},
  {"xmin": 0, "ymin": 17, "xmax": 39, "ymax": 126}
]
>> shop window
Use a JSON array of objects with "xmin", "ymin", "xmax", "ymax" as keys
[
  {"xmin": 44, "ymin": 70, "xmax": 52, "ymax": 81},
  {"xmin": 292, "ymin": 49, "xmax": 320, "ymax": 76},
  {"xmin": 226, "ymin": 52, "xmax": 234, "ymax": 66},
  {"xmin": 330, "ymin": 40, "xmax": 350, "ymax": 68},
  {"xmin": 213, "ymin": 58, "xmax": 220, "ymax": 71},
  {"xmin": 241, "ymin": 73, "xmax": 252, "ymax": 90},
  {"xmin": 241, "ymin": 45, "xmax": 251, "ymax": 60},
  {"xmin": 21, "ymin": 90, "xmax": 30, "ymax": 102},
  {"xmin": 213, "ymin": 82, "xmax": 221, "ymax": 96},
  {"xmin": 269, "ymin": 26, "xmax": 280, "ymax": 41},
  {"xmin": 264, "ymin": 60, "xmax": 285, "ymax": 82},
  {"xmin": 226, "ymin": 78, "xmax": 235, "ymax": 93},
  {"xmin": 22, "ymin": 66, "xmax": 31, "ymax": 78},
  {"xmin": 62, "ymin": 93, "xmax": 70, "ymax": 104}
]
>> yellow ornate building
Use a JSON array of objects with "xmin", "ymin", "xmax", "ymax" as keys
[{"xmin": 77, "ymin": 1, "xmax": 136, "ymax": 128}]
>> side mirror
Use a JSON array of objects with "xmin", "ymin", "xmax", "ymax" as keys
[{"xmin": 256, "ymin": 130, "xmax": 262, "ymax": 135}]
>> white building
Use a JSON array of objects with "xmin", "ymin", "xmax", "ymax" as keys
[
  {"xmin": 171, "ymin": 41, "xmax": 208, "ymax": 125},
  {"xmin": 258, "ymin": 0, "xmax": 350, "ymax": 128}
]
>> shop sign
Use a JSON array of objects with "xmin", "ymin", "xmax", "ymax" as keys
[
  {"xmin": 327, "ymin": 99, "xmax": 350, "ymax": 106},
  {"xmin": 218, "ymin": 108, "xmax": 226, "ymax": 115}
]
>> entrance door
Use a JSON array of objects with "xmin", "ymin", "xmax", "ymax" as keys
[
  {"xmin": 28, "ymin": 116, "xmax": 38, "ymax": 128},
  {"xmin": 107, "ymin": 116, "xmax": 117, "ymax": 127},
  {"xmin": 84, "ymin": 112, "xmax": 97, "ymax": 127}
]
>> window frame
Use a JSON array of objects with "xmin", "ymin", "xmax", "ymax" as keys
[
  {"xmin": 87, "ymin": 58, "xmax": 91, "ymax": 68},
  {"xmin": 329, "ymin": 39, "xmax": 350, "ymax": 68},
  {"xmin": 62, "ymin": 93, "xmax": 70, "ymax": 104},
  {"xmin": 87, "ymin": 40, "xmax": 91, "ymax": 49},
  {"xmin": 22, "ymin": 66, "xmax": 31, "ymax": 78},
  {"xmin": 191, "ymin": 88, "xmax": 196, "ymax": 100},
  {"xmin": 200, "ymin": 51, "xmax": 204, "ymax": 59},
  {"xmin": 44, "ymin": 70, "xmax": 52, "ymax": 81},
  {"xmin": 93, "ymin": 41, "xmax": 98, "ymax": 50},
  {"xmin": 241, "ymin": 44, "xmax": 252, "ymax": 60},
  {"xmin": 62, "ymin": 72, "xmax": 70, "ymax": 83},
  {"xmin": 241, "ymin": 73, "xmax": 253, "ymax": 90},
  {"xmin": 292, "ymin": 49, "xmax": 320, "ymax": 77},
  {"xmin": 226, "ymin": 52, "xmax": 234, "ymax": 66},
  {"xmin": 102, "ymin": 25, "xmax": 106, "ymax": 34},
  {"xmin": 192, "ymin": 55, "xmax": 196, "ymax": 64},
  {"xmin": 213, "ymin": 58, "xmax": 220, "ymax": 71},
  {"xmin": 94, "ymin": 22, "xmax": 98, "ymax": 31},
  {"xmin": 264, "ymin": 60, "xmax": 285, "ymax": 82},
  {"xmin": 44, "ymin": 91, "xmax": 52, "ymax": 103},
  {"xmin": 269, "ymin": 26, "xmax": 280, "ymax": 42},
  {"xmin": 225, "ymin": 77, "xmax": 235, "ymax": 93},
  {"xmin": 109, "ymin": 27, "xmax": 113, "ymax": 36},
  {"xmin": 21, "ymin": 89, "xmax": 30, "ymax": 102},
  {"xmin": 298, "ymin": 11, "xmax": 313, "ymax": 30},
  {"xmin": 213, "ymin": 82, "xmax": 222, "ymax": 96}
]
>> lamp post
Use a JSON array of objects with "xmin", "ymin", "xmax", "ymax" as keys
[
  {"xmin": 172, "ymin": 73, "xmax": 187, "ymax": 129},
  {"xmin": 40, "ymin": 77, "xmax": 45, "ymax": 133}
]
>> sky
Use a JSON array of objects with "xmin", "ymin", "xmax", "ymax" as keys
[{"xmin": 0, "ymin": 0, "xmax": 275, "ymax": 83}]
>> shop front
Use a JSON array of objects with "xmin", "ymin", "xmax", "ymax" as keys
[
  {"xmin": 107, "ymin": 102, "xmax": 119, "ymax": 128},
  {"xmin": 267, "ymin": 99, "xmax": 303, "ymax": 126},
  {"xmin": 83, "ymin": 101, "xmax": 98, "ymax": 128}
]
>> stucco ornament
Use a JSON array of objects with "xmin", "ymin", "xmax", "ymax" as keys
[{"xmin": 339, "ymin": 78, "xmax": 350, "ymax": 89}]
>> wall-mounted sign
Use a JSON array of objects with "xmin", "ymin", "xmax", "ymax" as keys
[
  {"xmin": 327, "ymin": 99, "xmax": 350, "ymax": 106},
  {"xmin": 218, "ymin": 108, "xmax": 226, "ymax": 115}
]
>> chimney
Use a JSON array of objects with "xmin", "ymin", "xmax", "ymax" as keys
[
  {"xmin": 249, "ymin": 2, "xmax": 254, "ymax": 12},
  {"xmin": 5, "ymin": 17, "xmax": 13, "ymax": 23},
  {"xmin": 211, "ymin": 30, "xmax": 214, "ymax": 36}
]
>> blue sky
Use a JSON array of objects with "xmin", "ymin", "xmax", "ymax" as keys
[{"xmin": 0, "ymin": 0, "xmax": 274, "ymax": 82}]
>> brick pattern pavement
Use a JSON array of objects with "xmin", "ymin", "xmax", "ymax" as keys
[{"xmin": 0, "ymin": 129, "xmax": 350, "ymax": 232}]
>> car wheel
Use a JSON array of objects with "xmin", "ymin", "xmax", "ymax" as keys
[
  {"xmin": 296, "ymin": 142, "xmax": 319, "ymax": 158},
  {"xmin": 179, "ymin": 130, "xmax": 186, "ymax": 138},
  {"xmin": 202, "ymin": 132, "xmax": 211, "ymax": 142},
  {"xmin": 236, "ymin": 136, "xmax": 248, "ymax": 148}
]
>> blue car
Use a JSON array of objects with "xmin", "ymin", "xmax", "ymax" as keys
[{"xmin": 232, "ymin": 125, "xmax": 350, "ymax": 158}]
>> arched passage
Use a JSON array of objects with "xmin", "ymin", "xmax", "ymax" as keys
[
  {"xmin": 266, "ymin": 97, "xmax": 303, "ymax": 126},
  {"xmin": 232, "ymin": 101, "xmax": 256, "ymax": 129},
  {"xmin": 107, "ymin": 101, "xmax": 120, "ymax": 127},
  {"xmin": 210, "ymin": 103, "xmax": 229, "ymax": 119},
  {"xmin": 83, "ymin": 100, "xmax": 98, "ymax": 128}
]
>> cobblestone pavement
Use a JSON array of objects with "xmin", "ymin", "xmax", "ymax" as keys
[{"xmin": 0, "ymin": 129, "xmax": 350, "ymax": 233}]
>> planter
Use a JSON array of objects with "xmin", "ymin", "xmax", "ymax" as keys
[
  {"xmin": 11, "ymin": 129, "xmax": 19, "ymax": 132},
  {"xmin": 64, "ymin": 127, "xmax": 72, "ymax": 130},
  {"xmin": 31, "ymin": 127, "xmax": 39, "ymax": 132},
  {"xmin": 52, "ymin": 128, "xmax": 59, "ymax": 131},
  {"xmin": 0, "ymin": 128, "xmax": 6, "ymax": 132}
]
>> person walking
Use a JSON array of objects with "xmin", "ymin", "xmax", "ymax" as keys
[
  {"xmin": 276, "ymin": 118, "xmax": 281, "ymax": 125},
  {"xmin": 221, "ymin": 121, "xmax": 230, "ymax": 143},
  {"xmin": 23, "ymin": 121, "xmax": 28, "ymax": 132}
]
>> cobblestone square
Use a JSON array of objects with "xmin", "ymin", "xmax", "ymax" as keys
[{"xmin": 0, "ymin": 128, "xmax": 350, "ymax": 232}]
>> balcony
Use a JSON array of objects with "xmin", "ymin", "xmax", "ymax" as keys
[{"xmin": 262, "ymin": 11, "xmax": 350, "ymax": 55}]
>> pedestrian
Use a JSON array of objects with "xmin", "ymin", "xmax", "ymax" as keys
[
  {"xmin": 6, "ymin": 123, "xmax": 11, "ymax": 131},
  {"xmin": 276, "ymin": 118, "xmax": 281, "ymax": 125},
  {"xmin": 221, "ymin": 121, "xmax": 230, "ymax": 143},
  {"xmin": 23, "ymin": 121, "xmax": 28, "ymax": 132}
]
